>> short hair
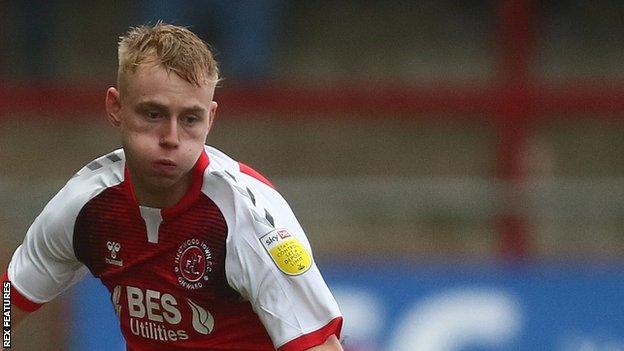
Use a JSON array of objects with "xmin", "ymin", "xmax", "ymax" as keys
[{"xmin": 117, "ymin": 22, "xmax": 219, "ymax": 93}]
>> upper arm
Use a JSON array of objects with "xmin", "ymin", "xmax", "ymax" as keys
[
  {"xmin": 305, "ymin": 335, "xmax": 343, "ymax": 351},
  {"xmin": 224, "ymin": 175, "xmax": 343, "ymax": 351},
  {"xmin": 9, "ymin": 303, "xmax": 30, "ymax": 328},
  {"xmin": 6, "ymin": 183, "xmax": 89, "ymax": 311}
]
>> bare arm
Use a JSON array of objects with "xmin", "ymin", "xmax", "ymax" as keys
[
  {"xmin": 1, "ymin": 305, "xmax": 29, "ymax": 350},
  {"xmin": 305, "ymin": 335, "xmax": 343, "ymax": 351},
  {"xmin": 10, "ymin": 304, "xmax": 30, "ymax": 329}
]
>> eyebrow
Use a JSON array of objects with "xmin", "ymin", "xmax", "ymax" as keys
[
  {"xmin": 135, "ymin": 101, "xmax": 169, "ymax": 113},
  {"xmin": 182, "ymin": 106, "xmax": 208, "ymax": 116},
  {"xmin": 135, "ymin": 101, "xmax": 207, "ymax": 116}
]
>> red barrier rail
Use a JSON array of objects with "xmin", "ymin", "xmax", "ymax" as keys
[
  {"xmin": 1, "ymin": 0, "xmax": 624, "ymax": 259},
  {"xmin": 2, "ymin": 82, "xmax": 624, "ymax": 117}
]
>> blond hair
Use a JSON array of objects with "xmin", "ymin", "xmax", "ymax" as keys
[{"xmin": 117, "ymin": 22, "xmax": 219, "ymax": 93}]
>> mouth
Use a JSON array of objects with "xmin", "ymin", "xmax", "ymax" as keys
[{"xmin": 152, "ymin": 159, "xmax": 178, "ymax": 173}]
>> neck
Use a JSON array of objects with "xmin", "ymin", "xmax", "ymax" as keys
[{"xmin": 131, "ymin": 172, "xmax": 192, "ymax": 209}]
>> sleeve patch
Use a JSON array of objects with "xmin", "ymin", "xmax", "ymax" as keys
[{"xmin": 259, "ymin": 229, "xmax": 312, "ymax": 276}]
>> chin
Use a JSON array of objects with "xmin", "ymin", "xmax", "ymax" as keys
[{"xmin": 147, "ymin": 175, "xmax": 182, "ymax": 189}]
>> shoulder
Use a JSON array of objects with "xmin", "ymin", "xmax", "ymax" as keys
[
  {"xmin": 13, "ymin": 150, "xmax": 127, "ymax": 277},
  {"xmin": 203, "ymin": 145, "xmax": 276, "ymax": 195},
  {"xmin": 201, "ymin": 146, "xmax": 292, "ymax": 234},
  {"xmin": 43, "ymin": 149, "xmax": 126, "ymax": 223},
  {"xmin": 69, "ymin": 149, "xmax": 125, "ymax": 190}
]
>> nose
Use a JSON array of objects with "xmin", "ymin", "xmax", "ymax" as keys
[{"xmin": 159, "ymin": 118, "xmax": 180, "ymax": 148}]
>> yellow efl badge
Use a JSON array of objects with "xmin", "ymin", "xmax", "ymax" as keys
[{"xmin": 259, "ymin": 229, "xmax": 312, "ymax": 275}]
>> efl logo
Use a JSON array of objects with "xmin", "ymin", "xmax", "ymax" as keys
[
  {"xmin": 3, "ymin": 281, "xmax": 10, "ymax": 348},
  {"xmin": 260, "ymin": 228, "xmax": 312, "ymax": 276}
]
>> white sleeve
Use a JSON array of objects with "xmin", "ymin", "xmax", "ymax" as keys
[
  {"xmin": 210, "ymin": 172, "xmax": 342, "ymax": 350},
  {"xmin": 7, "ymin": 179, "xmax": 93, "ymax": 308}
]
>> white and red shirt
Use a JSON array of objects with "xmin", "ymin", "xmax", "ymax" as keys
[{"xmin": 3, "ymin": 146, "xmax": 343, "ymax": 350}]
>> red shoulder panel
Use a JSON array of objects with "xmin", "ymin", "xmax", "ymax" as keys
[{"xmin": 239, "ymin": 162, "xmax": 275, "ymax": 189}]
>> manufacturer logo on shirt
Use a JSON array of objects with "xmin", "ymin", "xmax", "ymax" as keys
[
  {"xmin": 174, "ymin": 239, "xmax": 213, "ymax": 290},
  {"xmin": 105, "ymin": 241, "xmax": 123, "ymax": 266}
]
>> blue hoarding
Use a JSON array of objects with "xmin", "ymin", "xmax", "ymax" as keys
[{"xmin": 71, "ymin": 261, "xmax": 624, "ymax": 350}]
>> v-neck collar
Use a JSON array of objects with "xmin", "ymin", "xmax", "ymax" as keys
[{"xmin": 123, "ymin": 150, "xmax": 209, "ymax": 221}]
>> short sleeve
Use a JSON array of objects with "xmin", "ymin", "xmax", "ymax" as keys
[
  {"xmin": 6, "ymin": 181, "xmax": 91, "ymax": 311},
  {"xmin": 224, "ymin": 176, "xmax": 343, "ymax": 350}
]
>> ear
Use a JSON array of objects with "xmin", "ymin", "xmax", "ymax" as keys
[
  {"xmin": 105, "ymin": 87, "xmax": 123, "ymax": 127},
  {"xmin": 207, "ymin": 101, "xmax": 218, "ymax": 130}
]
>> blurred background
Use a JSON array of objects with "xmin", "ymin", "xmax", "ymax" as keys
[{"xmin": 1, "ymin": 1, "xmax": 624, "ymax": 350}]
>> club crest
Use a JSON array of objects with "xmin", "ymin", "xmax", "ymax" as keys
[{"xmin": 174, "ymin": 238, "xmax": 213, "ymax": 290}]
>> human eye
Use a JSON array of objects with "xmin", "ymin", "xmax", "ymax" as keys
[
  {"xmin": 182, "ymin": 115, "xmax": 200, "ymax": 125},
  {"xmin": 145, "ymin": 111, "xmax": 163, "ymax": 120},
  {"xmin": 142, "ymin": 110, "xmax": 165, "ymax": 122}
]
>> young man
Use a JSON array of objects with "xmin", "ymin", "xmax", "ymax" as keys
[{"xmin": 2, "ymin": 23, "xmax": 343, "ymax": 350}]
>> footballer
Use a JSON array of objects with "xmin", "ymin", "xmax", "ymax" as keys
[{"xmin": 2, "ymin": 22, "xmax": 343, "ymax": 350}]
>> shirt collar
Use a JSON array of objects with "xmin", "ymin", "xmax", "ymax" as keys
[{"xmin": 123, "ymin": 149, "xmax": 209, "ymax": 221}]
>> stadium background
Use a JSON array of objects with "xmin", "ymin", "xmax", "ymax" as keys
[{"xmin": 1, "ymin": 1, "xmax": 624, "ymax": 350}]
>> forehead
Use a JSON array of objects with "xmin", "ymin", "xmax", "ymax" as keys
[{"xmin": 122, "ymin": 64, "xmax": 215, "ymax": 106}]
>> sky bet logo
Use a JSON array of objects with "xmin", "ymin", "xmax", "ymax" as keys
[
  {"xmin": 264, "ymin": 229, "xmax": 292, "ymax": 246},
  {"xmin": 3, "ymin": 281, "xmax": 10, "ymax": 348},
  {"xmin": 115, "ymin": 285, "xmax": 214, "ymax": 343},
  {"xmin": 264, "ymin": 234, "xmax": 280, "ymax": 246}
]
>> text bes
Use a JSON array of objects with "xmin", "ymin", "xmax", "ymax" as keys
[{"xmin": 126, "ymin": 286, "xmax": 182, "ymax": 324}]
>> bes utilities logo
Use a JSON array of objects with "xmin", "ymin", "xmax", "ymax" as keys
[
  {"xmin": 113, "ymin": 285, "xmax": 214, "ymax": 343},
  {"xmin": 174, "ymin": 239, "xmax": 213, "ymax": 290},
  {"xmin": 105, "ymin": 241, "xmax": 123, "ymax": 266}
]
